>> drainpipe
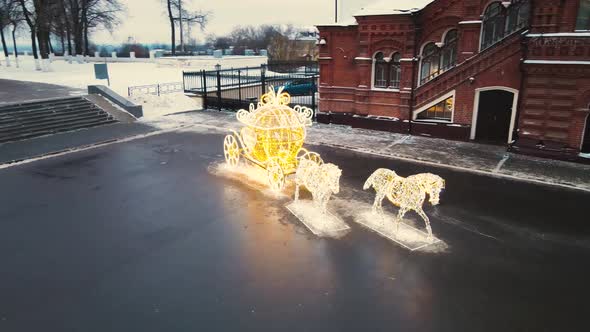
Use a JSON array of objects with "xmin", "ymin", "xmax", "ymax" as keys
[
  {"xmin": 510, "ymin": 0, "xmax": 534, "ymax": 150},
  {"xmin": 408, "ymin": 12, "xmax": 420, "ymax": 135}
]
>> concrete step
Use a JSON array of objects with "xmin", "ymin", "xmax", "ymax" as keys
[
  {"xmin": 0, "ymin": 100, "xmax": 92, "ymax": 118},
  {"xmin": 0, "ymin": 97, "xmax": 85, "ymax": 113},
  {"xmin": 0, "ymin": 110, "xmax": 110, "ymax": 133},
  {"xmin": 0, "ymin": 106, "xmax": 100, "ymax": 126},
  {"xmin": 0, "ymin": 117, "xmax": 118, "ymax": 144},
  {"xmin": 0, "ymin": 96, "xmax": 119, "ymax": 144}
]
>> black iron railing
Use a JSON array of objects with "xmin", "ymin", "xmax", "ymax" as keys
[{"xmin": 183, "ymin": 64, "xmax": 318, "ymax": 113}]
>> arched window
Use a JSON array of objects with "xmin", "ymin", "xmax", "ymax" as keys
[
  {"xmin": 441, "ymin": 29, "xmax": 458, "ymax": 71},
  {"xmin": 420, "ymin": 43, "xmax": 440, "ymax": 85},
  {"xmin": 481, "ymin": 1, "xmax": 530, "ymax": 50},
  {"xmin": 389, "ymin": 53, "xmax": 401, "ymax": 88},
  {"xmin": 577, "ymin": 0, "xmax": 590, "ymax": 30},
  {"xmin": 481, "ymin": 2, "xmax": 505, "ymax": 49},
  {"xmin": 506, "ymin": 0, "xmax": 531, "ymax": 33},
  {"xmin": 373, "ymin": 52, "xmax": 388, "ymax": 88},
  {"xmin": 373, "ymin": 51, "xmax": 402, "ymax": 89}
]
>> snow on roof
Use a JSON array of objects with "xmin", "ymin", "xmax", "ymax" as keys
[
  {"xmin": 316, "ymin": 17, "xmax": 359, "ymax": 27},
  {"xmin": 354, "ymin": 0, "xmax": 435, "ymax": 16}
]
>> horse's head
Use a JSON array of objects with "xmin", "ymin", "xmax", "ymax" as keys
[
  {"xmin": 323, "ymin": 163, "xmax": 342, "ymax": 194},
  {"xmin": 426, "ymin": 176, "xmax": 445, "ymax": 205},
  {"xmin": 415, "ymin": 173, "xmax": 445, "ymax": 205}
]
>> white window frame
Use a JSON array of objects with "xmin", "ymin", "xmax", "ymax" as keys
[
  {"xmin": 371, "ymin": 51, "xmax": 400, "ymax": 92},
  {"xmin": 413, "ymin": 90, "xmax": 456, "ymax": 123}
]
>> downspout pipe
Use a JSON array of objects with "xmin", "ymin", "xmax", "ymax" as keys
[
  {"xmin": 510, "ymin": 0, "xmax": 534, "ymax": 151},
  {"xmin": 408, "ymin": 12, "xmax": 420, "ymax": 135}
]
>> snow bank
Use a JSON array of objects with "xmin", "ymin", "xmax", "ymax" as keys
[{"xmin": 130, "ymin": 92, "xmax": 202, "ymax": 118}]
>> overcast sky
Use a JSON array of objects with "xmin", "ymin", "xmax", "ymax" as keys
[{"xmin": 90, "ymin": 0, "xmax": 373, "ymax": 44}]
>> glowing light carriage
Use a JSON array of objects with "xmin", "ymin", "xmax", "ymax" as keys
[{"xmin": 223, "ymin": 88, "xmax": 323, "ymax": 190}]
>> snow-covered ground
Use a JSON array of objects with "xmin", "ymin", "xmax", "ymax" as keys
[
  {"xmin": 0, "ymin": 56, "xmax": 184, "ymax": 97},
  {"xmin": 0, "ymin": 56, "xmax": 219, "ymax": 117},
  {"xmin": 129, "ymin": 92, "xmax": 202, "ymax": 119}
]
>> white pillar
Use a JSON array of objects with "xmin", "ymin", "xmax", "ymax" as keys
[
  {"xmin": 41, "ymin": 58, "xmax": 52, "ymax": 72},
  {"xmin": 49, "ymin": 53, "xmax": 54, "ymax": 63},
  {"xmin": 111, "ymin": 52, "xmax": 117, "ymax": 59},
  {"xmin": 76, "ymin": 54, "xmax": 84, "ymax": 63},
  {"xmin": 149, "ymin": 50, "xmax": 156, "ymax": 59},
  {"xmin": 5, "ymin": 56, "xmax": 11, "ymax": 67},
  {"xmin": 24, "ymin": 51, "xmax": 28, "ymax": 56},
  {"xmin": 94, "ymin": 51, "xmax": 100, "ymax": 58},
  {"xmin": 34, "ymin": 58, "xmax": 41, "ymax": 70},
  {"xmin": 130, "ymin": 51, "xmax": 135, "ymax": 59}
]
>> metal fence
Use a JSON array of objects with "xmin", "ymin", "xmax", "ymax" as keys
[
  {"xmin": 267, "ymin": 60, "xmax": 319, "ymax": 74},
  {"xmin": 128, "ymin": 82, "xmax": 184, "ymax": 97},
  {"xmin": 183, "ymin": 64, "xmax": 318, "ymax": 113}
]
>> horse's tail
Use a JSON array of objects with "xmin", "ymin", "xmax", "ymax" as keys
[{"xmin": 363, "ymin": 170, "xmax": 379, "ymax": 190}]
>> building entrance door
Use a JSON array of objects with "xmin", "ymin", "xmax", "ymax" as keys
[
  {"xmin": 475, "ymin": 90, "xmax": 514, "ymax": 144},
  {"xmin": 582, "ymin": 112, "xmax": 590, "ymax": 154}
]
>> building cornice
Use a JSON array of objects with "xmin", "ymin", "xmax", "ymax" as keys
[
  {"xmin": 524, "ymin": 60, "xmax": 590, "ymax": 65},
  {"xmin": 526, "ymin": 32, "xmax": 590, "ymax": 38},
  {"xmin": 458, "ymin": 20, "xmax": 482, "ymax": 24}
]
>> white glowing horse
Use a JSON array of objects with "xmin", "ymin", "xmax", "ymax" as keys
[
  {"xmin": 363, "ymin": 168, "xmax": 445, "ymax": 240},
  {"xmin": 294, "ymin": 158, "xmax": 342, "ymax": 214}
]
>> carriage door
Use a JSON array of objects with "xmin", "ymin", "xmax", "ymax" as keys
[{"xmin": 475, "ymin": 90, "xmax": 514, "ymax": 144}]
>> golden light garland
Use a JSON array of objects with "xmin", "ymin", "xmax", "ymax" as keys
[
  {"xmin": 363, "ymin": 169, "xmax": 445, "ymax": 240},
  {"xmin": 223, "ymin": 87, "xmax": 316, "ymax": 190}
]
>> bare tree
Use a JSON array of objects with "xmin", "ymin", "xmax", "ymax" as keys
[
  {"xmin": 17, "ymin": 0, "xmax": 41, "ymax": 69},
  {"xmin": 0, "ymin": 0, "xmax": 14, "ymax": 66},
  {"xmin": 166, "ymin": 0, "xmax": 175, "ymax": 54},
  {"xmin": 60, "ymin": 0, "xmax": 121, "ymax": 58},
  {"xmin": 164, "ymin": 0, "xmax": 209, "ymax": 55}
]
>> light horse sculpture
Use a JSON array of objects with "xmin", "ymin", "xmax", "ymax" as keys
[
  {"xmin": 294, "ymin": 156, "xmax": 342, "ymax": 214},
  {"xmin": 363, "ymin": 168, "xmax": 445, "ymax": 240}
]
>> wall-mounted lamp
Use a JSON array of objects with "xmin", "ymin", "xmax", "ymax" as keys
[
  {"xmin": 469, "ymin": 77, "xmax": 475, "ymax": 84},
  {"xmin": 318, "ymin": 38, "xmax": 327, "ymax": 45},
  {"xmin": 435, "ymin": 42, "xmax": 445, "ymax": 48},
  {"xmin": 501, "ymin": 1, "xmax": 511, "ymax": 8}
]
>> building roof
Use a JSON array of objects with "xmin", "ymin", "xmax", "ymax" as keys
[{"xmin": 354, "ymin": 0, "xmax": 434, "ymax": 16}]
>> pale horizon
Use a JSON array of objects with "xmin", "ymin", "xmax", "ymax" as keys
[{"xmin": 87, "ymin": 0, "xmax": 373, "ymax": 45}]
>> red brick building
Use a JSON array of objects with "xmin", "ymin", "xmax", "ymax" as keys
[{"xmin": 316, "ymin": 0, "xmax": 590, "ymax": 160}]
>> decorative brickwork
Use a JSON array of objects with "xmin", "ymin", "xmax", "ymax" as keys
[{"xmin": 317, "ymin": 0, "xmax": 590, "ymax": 160}]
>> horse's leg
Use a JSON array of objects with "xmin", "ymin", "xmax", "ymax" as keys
[
  {"xmin": 395, "ymin": 207, "xmax": 408, "ymax": 232},
  {"xmin": 416, "ymin": 207, "xmax": 433, "ymax": 242},
  {"xmin": 322, "ymin": 193, "xmax": 330, "ymax": 215},
  {"xmin": 294, "ymin": 178, "xmax": 300, "ymax": 202},
  {"xmin": 373, "ymin": 190, "xmax": 385, "ymax": 214}
]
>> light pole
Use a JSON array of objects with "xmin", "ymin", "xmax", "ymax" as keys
[{"xmin": 335, "ymin": 0, "xmax": 338, "ymax": 23}]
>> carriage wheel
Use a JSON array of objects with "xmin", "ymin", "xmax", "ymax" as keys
[
  {"xmin": 223, "ymin": 135, "xmax": 240, "ymax": 167},
  {"xmin": 267, "ymin": 159, "xmax": 285, "ymax": 191},
  {"xmin": 300, "ymin": 151, "xmax": 323, "ymax": 165}
]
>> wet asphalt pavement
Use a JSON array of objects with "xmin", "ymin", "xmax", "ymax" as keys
[{"xmin": 1, "ymin": 130, "xmax": 589, "ymax": 332}]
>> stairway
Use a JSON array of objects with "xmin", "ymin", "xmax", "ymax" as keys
[
  {"xmin": 413, "ymin": 31, "xmax": 523, "ymax": 110},
  {"xmin": 0, "ymin": 97, "xmax": 118, "ymax": 144}
]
